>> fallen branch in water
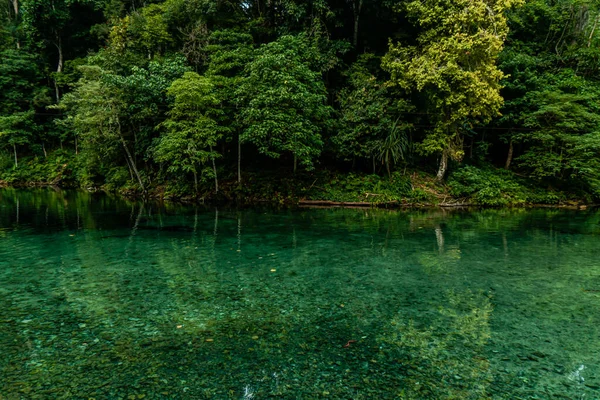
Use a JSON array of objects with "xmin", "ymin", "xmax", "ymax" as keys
[{"xmin": 439, "ymin": 202, "xmax": 474, "ymax": 207}]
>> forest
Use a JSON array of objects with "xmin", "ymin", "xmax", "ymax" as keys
[{"xmin": 2, "ymin": 0, "xmax": 600, "ymax": 205}]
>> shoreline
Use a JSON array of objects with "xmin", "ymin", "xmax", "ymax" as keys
[
  {"xmin": 297, "ymin": 200, "xmax": 593, "ymax": 210},
  {"xmin": 0, "ymin": 182, "xmax": 595, "ymax": 210}
]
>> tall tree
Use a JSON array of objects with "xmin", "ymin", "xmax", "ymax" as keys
[
  {"xmin": 58, "ymin": 65, "xmax": 146, "ymax": 191},
  {"xmin": 204, "ymin": 30, "xmax": 254, "ymax": 183},
  {"xmin": 237, "ymin": 34, "xmax": 332, "ymax": 173},
  {"xmin": 515, "ymin": 70, "xmax": 600, "ymax": 195},
  {"xmin": 21, "ymin": 0, "xmax": 105, "ymax": 101},
  {"xmin": 0, "ymin": 48, "xmax": 48, "ymax": 166},
  {"xmin": 0, "ymin": 111, "xmax": 34, "ymax": 167},
  {"xmin": 383, "ymin": 0, "xmax": 522, "ymax": 180},
  {"xmin": 336, "ymin": 53, "xmax": 413, "ymax": 174},
  {"xmin": 152, "ymin": 71, "xmax": 221, "ymax": 193}
]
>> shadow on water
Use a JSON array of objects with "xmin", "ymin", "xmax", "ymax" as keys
[{"xmin": 1, "ymin": 188, "xmax": 600, "ymax": 398}]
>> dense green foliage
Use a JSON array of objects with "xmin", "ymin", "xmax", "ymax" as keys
[{"xmin": 2, "ymin": 0, "xmax": 600, "ymax": 204}]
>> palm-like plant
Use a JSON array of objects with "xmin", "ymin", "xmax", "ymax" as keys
[{"xmin": 375, "ymin": 118, "xmax": 411, "ymax": 178}]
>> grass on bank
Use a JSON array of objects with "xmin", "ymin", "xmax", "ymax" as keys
[{"xmin": 0, "ymin": 150, "xmax": 588, "ymax": 206}]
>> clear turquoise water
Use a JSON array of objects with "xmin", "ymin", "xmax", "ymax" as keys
[{"xmin": 1, "ymin": 188, "xmax": 600, "ymax": 399}]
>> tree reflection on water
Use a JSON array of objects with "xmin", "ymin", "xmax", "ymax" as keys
[{"xmin": 380, "ymin": 289, "xmax": 493, "ymax": 399}]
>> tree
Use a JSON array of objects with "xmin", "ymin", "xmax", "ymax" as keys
[
  {"xmin": 383, "ymin": 0, "xmax": 522, "ymax": 180},
  {"xmin": 55, "ymin": 54, "xmax": 188, "ymax": 187},
  {"xmin": 336, "ymin": 53, "xmax": 413, "ymax": 174},
  {"xmin": 0, "ymin": 111, "xmax": 34, "ymax": 167},
  {"xmin": 515, "ymin": 70, "xmax": 600, "ymax": 195},
  {"xmin": 495, "ymin": 49, "xmax": 544, "ymax": 170},
  {"xmin": 106, "ymin": 55, "xmax": 189, "ymax": 163},
  {"xmin": 495, "ymin": 0, "xmax": 600, "ymax": 172},
  {"xmin": 204, "ymin": 30, "xmax": 254, "ymax": 184},
  {"xmin": 58, "ymin": 65, "xmax": 146, "ymax": 191},
  {"xmin": 108, "ymin": 3, "xmax": 172, "ymax": 59},
  {"xmin": 152, "ymin": 71, "xmax": 221, "ymax": 193},
  {"xmin": 21, "ymin": 0, "xmax": 105, "ymax": 102},
  {"xmin": 237, "ymin": 34, "xmax": 332, "ymax": 173},
  {"xmin": 1, "ymin": 0, "xmax": 22, "ymax": 48},
  {"xmin": 0, "ymin": 48, "xmax": 48, "ymax": 165}
]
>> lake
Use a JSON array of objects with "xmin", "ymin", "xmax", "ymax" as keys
[{"xmin": 1, "ymin": 188, "xmax": 599, "ymax": 399}]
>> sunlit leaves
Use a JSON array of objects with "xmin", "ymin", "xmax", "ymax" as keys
[{"xmin": 383, "ymin": 0, "xmax": 522, "ymax": 170}]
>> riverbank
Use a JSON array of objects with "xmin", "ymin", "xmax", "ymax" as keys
[
  {"xmin": 1, "ymin": 151, "xmax": 596, "ymax": 207},
  {"xmin": 1, "ymin": 168, "xmax": 594, "ymax": 210}
]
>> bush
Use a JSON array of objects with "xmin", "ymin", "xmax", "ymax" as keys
[
  {"xmin": 312, "ymin": 171, "xmax": 426, "ymax": 203},
  {"xmin": 449, "ymin": 166, "xmax": 527, "ymax": 205},
  {"xmin": 0, "ymin": 151, "xmax": 13, "ymax": 172},
  {"xmin": 104, "ymin": 166, "xmax": 132, "ymax": 191},
  {"xmin": 448, "ymin": 165, "xmax": 564, "ymax": 205},
  {"xmin": 0, "ymin": 150, "xmax": 80, "ymax": 186}
]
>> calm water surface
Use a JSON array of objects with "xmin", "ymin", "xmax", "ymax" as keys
[{"xmin": 1, "ymin": 188, "xmax": 599, "ymax": 399}]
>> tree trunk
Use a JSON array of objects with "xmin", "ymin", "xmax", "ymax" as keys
[
  {"xmin": 56, "ymin": 37, "xmax": 63, "ymax": 71},
  {"xmin": 293, "ymin": 153, "xmax": 297, "ymax": 174},
  {"xmin": 505, "ymin": 139, "xmax": 514, "ymax": 170},
  {"xmin": 75, "ymin": 137, "xmax": 78, "ymax": 155},
  {"xmin": 589, "ymin": 16, "xmax": 599, "ymax": 47},
  {"xmin": 133, "ymin": 128, "xmax": 138, "ymax": 165},
  {"xmin": 42, "ymin": 143, "xmax": 47, "ymax": 158},
  {"xmin": 12, "ymin": 0, "xmax": 19, "ymax": 48},
  {"xmin": 386, "ymin": 156, "xmax": 391, "ymax": 178},
  {"xmin": 119, "ymin": 134, "xmax": 145, "ymax": 192},
  {"xmin": 352, "ymin": 0, "xmax": 363, "ymax": 47},
  {"xmin": 193, "ymin": 170, "xmax": 198, "ymax": 193},
  {"xmin": 469, "ymin": 136, "xmax": 474, "ymax": 159},
  {"xmin": 13, "ymin": 143, "xmax": 18, "ymax": 168},
  {"xmin": 436, "ymin": 150, "xmax": 448, "ymax": 181},
  {"xmin": 353, "ymin": 15, "xmax": 360, "ymax": 47},
  {"xmin": 53, "ymin": 35, "xmax": 63, "ymax": 102},
  {"xmin": 210, "ymin": 145, "xmax": 218, "ymax": 193},
  {"xmin": 125, "ymin": 157, "xmax": 134, "ymax": 181},
  {"xmin": 237, "ymin": 133, "xmax": 241, "ymax": 183}
]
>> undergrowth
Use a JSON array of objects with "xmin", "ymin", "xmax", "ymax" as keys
[
  {"xmin": 304, "ymin": 171, "xmax": 438, "ymax": 203},
  {"xmin": 0, "ymin": 150, "xmax": 78, "ymax": 186},
  {"xmin": 0, "ymin": 151, "xmax": 589, "ymax": 206},
  {"xmin": 447, "ymin": 165, "xmax": 565, "ymax": 206}
]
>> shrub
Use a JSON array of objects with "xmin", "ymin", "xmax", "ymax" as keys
[{"xmin": 448, "ymin": 166, "xmax": 528, "ymax": 206}]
